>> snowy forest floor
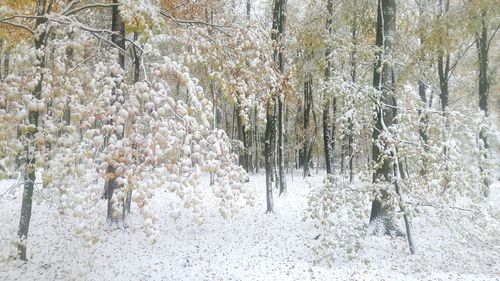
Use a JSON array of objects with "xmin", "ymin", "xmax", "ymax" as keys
[{"xmin": 1, "ymin": 171, "xmax": 499, "ymax": 281}]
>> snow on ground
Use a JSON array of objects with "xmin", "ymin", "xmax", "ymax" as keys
[{"xmin": 0, "ymin": 171, "xmax": 499, "ymax": 281}]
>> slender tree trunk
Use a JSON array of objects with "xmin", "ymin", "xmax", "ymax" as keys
[
  {"xmin": 418, "ymin": 80, "xmax": 430, "ymax": 146},
  {"xmin": 303, "ymin": 77, "xmax": 313, "ymax": 177},
  {"xmin": 272, "ymin": 103, "xmax": 278, "ymax": 187},
  {"xmin": 246, "ymin": 0, "xmax": 251, "ymax": 19},
  {"xmin": 476, "ymin": 9, "xmax": 491, "ymax": 196},
  {"xmin": 235, "ymin": 102, "xmax": 247, "ymax": 171},
  {"xmin": 348, "ymin": 12, "xmax": 357, "ymax": 183},
  {"xmin": 436, "ymin": 0, "xmax": 451, "ymax": 189},
  {"xmin": 393, "ymin": 152, "xmax": 415, "ymax": 254},
  {"xmin": 105, "ymin": 0, "xmax": 126, "ymax": 220},
  {"xmin": 437, "ymin": 0, "xmax": 450, "ymax": 117},
  {"xmin": 123, "ymin": 31, "xmax": 141, "ymax": 215},
  {"xmin": 210, "ymin": 83, "xmax": 216, "ymax": 185},
  {"xmin": 277, "ymin": 99, "xmax": 286, "ymax": 195},
  {"xmin": 0, "ymin": 39, "xmax": 9, "ymax": 81},
  {"xmin": 323, "ymin": 0, "xmax": 334, "ymax": 175},
  {"xmin": 271, "ymin": 0, "xmax": 287, "ymax": 196},
  {"xmin": 331, "ymin": 97, "xmax": 337, "ymax": 171},
  {"xmin": 265, "ymin": 104, "xmax": 274, "ymax": 213},
  {"xmin": 277, "ymin": 0, "xmax": 287, "ymax": 196},
  {"xmin": 415, "ymin": 2, "xmax": 430, "ymax": 150},
  {"xmin": 254, "ymin": 107, "xmax": 259, "ymax": 173},
  {"xmin": 17, "ymin": 0, "xmax": 47, "ymax": 261}
]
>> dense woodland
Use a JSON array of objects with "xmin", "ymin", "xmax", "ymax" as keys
[{"xmin": 0, "ymin": 0, "xmax": 499, "ymax": 279}]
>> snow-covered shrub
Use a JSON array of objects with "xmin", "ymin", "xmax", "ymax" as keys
[{"xmin": 306, "ymin": 176, "xmax": 372, "ymax": 265}]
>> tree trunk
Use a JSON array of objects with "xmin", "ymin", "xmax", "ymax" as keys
[
  {"xmin": 303, "ymin": 77, "xmax": 313, "ymax": 177},
  {"xmin": 265, "ymin": 104, "xmax": 274, "ymax": 213},
  {"xmin": 278, "ymin": 0, "xmax": 287, "ymax": 196},
  {"xmin": 348, "ymin": 13, "xmax": 357, "ymax": 183},
  {"xmin": 254, "ymin": 107, "xmax": 259, "ymax": 173},
  {"xmin": 17, "ymin": 0, "xmax": 47, "ymax": 261},
  {"xmin": 123, "ymin": 31, "xmax": 141, "ymax": 215},
  {"xmin": 105, "ymin": 0, "xmax": 126, "ymax": 220},
  {"xmin": 277, "ymin": 99, "xmax": 286, "ymax": 195},
  {"xmin": 418, "ymin": 80, "xmax": 430, "ymax": 147},
  {"xmin": 0, "ymin": 39, "xmax": 10, "ymax": 81},
  {"xmin": 476, "ymin": 9, "xmax": 491, "ymax": 196},
  {"xmin": 368, "ymin": 0, "xmax": 401, "ymax": 236},
  {"xmin": 246, "ymin": 0, "xmax": 251, "ymax": 19},
  {"xmin": 271, "ymin": 0, "xmax": 287, "ymax": 196},
  {"xmin": 436, "ymin": 0, "xmax": 451, "ymax": 188},
  {"xmin": 437, "ymin": 0, "xmax": 450, "ymax": 115},
  {"xmin": 323, "ymin": 0, "xmax": 334, "ymax": 175},
  {"xmin": 235, "ymin": 102, "xmax": 246, "ymax": 171}
]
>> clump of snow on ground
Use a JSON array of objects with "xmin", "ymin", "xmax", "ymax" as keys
[{"xmin": 0, "ymin": 171, "xmax": 498, "ymax": 280}]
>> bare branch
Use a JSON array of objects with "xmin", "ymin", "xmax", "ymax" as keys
[
  {"xmin": 487, "ymin": 22, "xmax": 500, "ymax": 51},
  {"xmin": 0, "ymin": 15, "xmax": 42, "ymax": 21},
  {"xmin": 159, "ymin": 10, "xmax": 230, "ymax": 29},
  {"xmin": 64, "ymin": 3, "xmax": 121, "ymax": 16},
  {"xmin": 67, "ymin": 53, "xmax": 98, "ymax": 74},
  {"xmin": 76, "ymin": 25, "xmax": 145, "ymax": 54},
  {"xmin": 448, "ymin": 40, "xmax": 475, "ymax": 79},
  {"xmin": 60, "ymin": 0, "xmax": 80, "ymax": 15},
  {"xmin": 0, "ymin": 21, "xmax": 34, "ymax": 35}
]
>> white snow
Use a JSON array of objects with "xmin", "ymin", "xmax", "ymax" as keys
[{"xmin": 0, "ymin": 172, "xmax": 499, "ymax": 280}]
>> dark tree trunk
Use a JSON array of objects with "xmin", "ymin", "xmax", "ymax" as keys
[
  {"xmin": 246, "ymin": 0, "xmax": 251, "ymax": 19},
  {"xmin": 348, "ymin": 13, "xmax": 357, "ymax": 183},
  {"xmin": 271, "ymin": 0, "xmax": 287, "ymax": 196},
  {"xmin": 418, "ymin": 80, "xmax": 430, "ymax": 146},
  {"xmin": 331, "ymin": 97, "xmax": 337, "ymax": 171},
  {"xmin": 254, "ymin": 107, "xmax": 259, "ymax": 173},
  {"xmin": 105, "ymin": 0, "xmax": 126, "ymax": 220},
  {"xmin": 436, "ymin": 0, "xmax": 451, "ymax": 185},
  {"xmin": 303, "ymin": 77, "xmax": 313, "ymax": 177},
  {"xmin": 123, "ymin": 31, "xmax": 141, "ymax": 215},
  {"xmin": 437, "ymin": 54, "xmax": 450, "ymax": 114},
  {"xmin": 415, "ymin": 2, "xmax": 430, "ymax": 149},
  {"xmin": 476, "ymin": 10, "xmax": 489, "ymax": 149},
  {"xmin": 323, "ymin": 0, "xmax": 334, "ymax": 175},
  {"xmin": 0, "ymin": 39, "xmax": 9, "ymax": 81},
  {"xmin": 437, "ymin": 0, "xmax": 450, "ymax": 115},
  {"xmin": 277, "ymin": 0, "xmax": 287, "ymax": 196},
  {"xmin": 476, "ymin": 9, "xmax": 492, "ymax": 196},
  {"xmin": 17, "ymin": 0, "xmax": 47, "ymax": 261},
  {"xmin": 272, "ymin": 104, "xmax": 278, "ymax": 187},
  {"xmin": 265, "ymin": 105, "xmax": 274, "ymax": 213},
  {"xmin": 368, "ymin": 0, "xmax": 401, "ymax": 236}
]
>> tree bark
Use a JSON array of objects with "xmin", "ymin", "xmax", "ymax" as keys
[
  {"xmin": 105, "ymin": 0, "xmax": 126, "ymax": 220},
  {"xmin": 0, "ymin": 39, "xmax": 9, "ymax": 81},
  {"xmin": 323, "ymin": 0, "xmax": 334, "ymax": 175},
  {"xmin": 271, "ymin": 0, "xmax": 287, "ymax": 196},
  {"xmin": 476, "ymin": 9, "xmax": 491, "ymax": 196},
  {"xmin": 368, "ymin": 0, "xmax": 401, "ymax": 236},
  {"xmin": 17, "ymin": 0, "xmax": 47, "ymax": 261},
  {"xmin": 348, "ymin": 12, "xmax": 357, "ymax": 183},
  {"xmin": 265, "ymin": 104, "xmax": 274, "ymax": 213},
  {"xmin": 123, "ymin": 31, "xmax": 141, "ymax": 215},
  {"xmin": 246, "ymin": 0, "xmax": 251, "ymax": 19},
  {"xmin": 303, "ymin": 77, "xmax": 313, "ymax": 177}
]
